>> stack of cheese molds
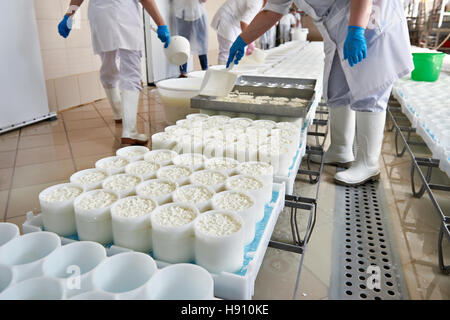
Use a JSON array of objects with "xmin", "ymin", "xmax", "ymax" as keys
[
  {"xmin": 151, "ymin": 113, "xmax": 306, "ymax": 194},
  {"xmin": 392, "ymin": 49, "xmax": 450, "ymax": 177},
  {"xmin": 23, "ymin": 143, "xmax": 286, "ymax": 299}
]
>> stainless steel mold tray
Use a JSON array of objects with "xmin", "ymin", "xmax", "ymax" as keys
[
  {"xmin": 191, "ymin": 85, "xmax": 315, "ymax": 118},
  {"xmin": 236, "ymin": 76, "xmax": 317, "ymax": 90}
]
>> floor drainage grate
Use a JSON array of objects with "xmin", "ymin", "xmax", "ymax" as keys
[{"xmin": 330, "ymin": 180, "xmax": 409, "ymax": 300}]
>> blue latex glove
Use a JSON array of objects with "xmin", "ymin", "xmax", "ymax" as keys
[
  {"xmin": 58, "ymin": 15, "xmax": 72, "ymax": 38},
  {"xmin": 226, "ymin": 36, "xmax": 247, "ymax": 68},
  {"xmin": 157, "ymin": 25, "xmax": 170, "ymax": 48},
  {"xmin": 343, "ymin": 26, "xmax": 367, "ymax": 67}
]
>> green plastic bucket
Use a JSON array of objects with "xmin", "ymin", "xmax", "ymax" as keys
[{"xmin": 411, "ymin": 52, "xmax": 445, "ymax": 82}]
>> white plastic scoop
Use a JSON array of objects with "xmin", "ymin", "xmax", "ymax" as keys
[
  {"xmin": 199, "ymin": 62, "xmax": 238, "ymax": 97},
  {"xmin": 152, "ymin": 26, "xmax": 190, "ymax": 66}
]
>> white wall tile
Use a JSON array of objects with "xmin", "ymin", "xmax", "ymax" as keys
[
  {"xmin": 41, "ymin": 48, "xmax": 69, "ymax": 80},
  {"xmin": 37, "ymin": 19, "xmax": 67, "ymax": 50},
  {"xmin": 67, "ymin": 47, "xmax": 95, "ymax": 75},
  {"xmin": 54, "ymin": 76, "xmax": 81, "ymax": 111},
  {"xmin": 66, "ymin": 20, "xmax": 92, "ymax": 49},
  {"xmin": 34, "ymin": 0, "xmax": 62, "ymax": 20},
  {"xmin": 45, "ymin": 79, "xmax": 57, "ymax": 112},
  {"xmin": 78, "ymin": 72, "xmax": 99, "ymax": 105}
]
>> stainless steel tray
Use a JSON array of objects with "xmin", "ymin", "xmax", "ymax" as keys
[
  {"xmin": 191, "ymin": 83, "xmax": 315, "ymax": 118},
  {"xmin": 236, "ymin": 76, "xmax": 316, "ymax": 90}
]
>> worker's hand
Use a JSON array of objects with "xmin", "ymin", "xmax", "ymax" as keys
[
  {"xmin": 226, "ymin": 36, "xmax": 247, "ymax": 68},
  {"xmin": 57, "ymin": 15, "xmax": 72, "ymax": 38},
  {"xmin": 246, "ymin": 42, "xmax": 256, "ymax": 56},
  {"xmin": 157, "ymin": 25, "xmax": 170, "ymax": 48},
  {"xmin": 343, "ymin": 26, "xmax": 367, "ymax": 67}
]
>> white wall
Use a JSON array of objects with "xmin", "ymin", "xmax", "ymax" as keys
[{"xmin": 34, "ymin": 0, "xmax": 105, "ymax": 112}]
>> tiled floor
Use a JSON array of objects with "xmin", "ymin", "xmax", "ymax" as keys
[{"xmin": 0, "ymin": 88, "xmax": 448, "ymax": 299}]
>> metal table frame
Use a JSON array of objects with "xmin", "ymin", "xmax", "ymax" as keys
[
  {"xmin": 387, "ymin": 103, "xmax": 450, "ymax": 274},
  {"xmin": 268, "ymin": 107, "xmax": 329, "ymax": 298}
]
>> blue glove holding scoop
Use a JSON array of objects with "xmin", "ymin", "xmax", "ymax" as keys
[
  {"xmin": 157, "ymin": 25, "xmax": 170, "ymax": 48},
  {"xmin": 226, "ymin": 35, "xmax": 247, "ymax": 68}
]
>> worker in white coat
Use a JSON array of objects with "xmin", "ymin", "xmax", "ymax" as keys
[
  {"xmin": 57, "ymin": 0, "xmax": 170, "ymax": 145},
  {"xmin": 226, "ymin": 0, "xmax": 413, "ymax": 186},
  {"xmin": 174, "ymin": 0, "xmax": 209, "ymax": 77},
  {"xmin": 211, "ymin": 0, "xmax": 266, "ymax": 65},
  {"xmin": 279, "ymin": 8, "xmax": 297, "ymax": 43}
]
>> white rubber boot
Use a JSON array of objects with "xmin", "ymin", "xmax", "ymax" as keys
[
  {"xmin": 334, "ymin": 111, "xmax": 386, "ymax": 186},
  {"xmin": 104, "ymin": 88, "xmax": 122, "ymax": 123},
  {"xmin": 310, "ymin": 105, "xmax": 355, "ymax": 168},
  {"xmin": 121, "ymin": 90, "xmax": 148, "ymax": 145}
]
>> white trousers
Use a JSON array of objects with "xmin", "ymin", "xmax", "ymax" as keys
[
  {"xmin": 279, "ymin": 24, "xmax": 291, "ymax": 44},
  {"xmin": 217, "ymin": 34, "xmax": 234, "ymax": 65},
  {"xmin": 327, "ymin": 52, "xmax": 392, "ymax": 112},
  {"xmin": 99, "ymin": 49, "xmax": 142, "ymax": 92}
]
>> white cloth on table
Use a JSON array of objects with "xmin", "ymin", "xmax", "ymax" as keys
[{"xmin": 99, "ymin": 49, "xmax": 142, "ymax": 92}]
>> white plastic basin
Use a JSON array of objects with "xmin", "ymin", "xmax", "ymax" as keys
[{"xmin": 156, "ymin": 78, "xmax": 203, "ymax": 124}]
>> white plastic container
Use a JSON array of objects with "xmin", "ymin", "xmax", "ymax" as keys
[
  {"xmin": 205, "ymin": 157, "xmax": 239, "ymax": 176},
  {"xmin": 150, "ymin": 203, "xmax": 199, "ymax": 263},
  {"xmin": 156, "ymin": 78, "xmax": 202, "ymax": 124},
  {"xmin": 147, "ymin": 263, "xmax": 214, "ymax": 300},
  {"xmin": 95, "ymin": 156, "xmax": 130, "ymax": 176},
  {"xmin": 39, "ymin": 183, "xmax": 84, "ymax": 236},
  {"xmin": 258, "ymin": 143, "xmax": 291, "ymax": 176},
  {"xmin": 238, "ymin": 161, "xmax": 274, "ymax": 203},
  {"xmin": 70, "ymin": 169, "xmax": 108, "ymax": 191},
  {"xmin": 0, "ymin": 232, "xmax": 61, "ymax": 282},
  {"xmin": 172, "ymin": 185, "xmax": 215, "ymax": 212},
  {"xmin": 156, "ymin": 165, "xmax": 192, "ymax": 186},
  {"xmin": 226, "ymin": 141, "xmax": 258, "ymax": 163},
  {"xmin": 111, "ymin": 196, "xmax": 158, "ymax": 253},
  {"xmin": 186, "ymin": 113, "xmax": 209, "ymax": 121},
  {"xmin": 91, "ymin": 252, "xmax": 158, "ymax": 300},
  {"xmin": 116, "ymin": 146, "xmax": 149, "ymax": 162},
  {"xmin": 292, "ymin": 28, "xmax": 309, "ymax": 41},
  {"xmin": 101, "ymin": 174, "xmax": 141, "ymax": 198},
  {"xmin": 211, "ymin": 191, "xmax": 257, "ymax": 245},
  {"xmin": 229, "ymin": 117, "xmax": 253, "ymax": 128},
  {"xmin": 125, "ymin": 161, "xmax": 160, "ymax": 181},
  {"xmin": 42, "ymin": 241, "xmax": 107, "ymax": 298},
  {"xmin": 144, "ymin": 149, "xmax": 178, "ymax": 166},
  {"xmin": 0, "ymin": 277, "xmax": 65, "ymax": 300},
  {"xmin": 225, "ymin": 175, "xmax": 269, "ymax": 222},
  {"xmin": 173, "ymin": 153, "xmax": 206, "ymax": 171},
  {"xmin": 194, "ymin": 211, "xmax": 245, "ymax": 273},
  {"xmin": 0, "ymin": 223, "xmax": 20, "ymax": 248},
  {"xmin": 151, "ymin": 132, "xmax": 178, "ymax": 150},
  {"xmin": 136, "ymin": 179, "xmax": 178, "ymax": 205},
  {"xmin": 253, "ymin": 119, "xmax": 277, "ymax": 130},
  {"xmin": 174, "ymin": 135, "xmax": 204, "ymax": 154},
  {"xmin": 203, "ymin": 138, "xmax": 228, "ymax": 159},
  {"xmin": 70, "ymin": 290, "xmax": 116, "ymax": 300},
  {"xmin": 189, "ymin": 169, "xmax": 228, "ymax": 192},
  {"xmin": 0, "ymin": 264, "xmax": 13, "ymax": 294},
  {"xmin": 74, "ymin": 190, "xmax": 119, "ymax": 245}
]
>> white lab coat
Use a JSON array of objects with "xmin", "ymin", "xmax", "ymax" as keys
[
  {"xmin": 279, "ymin": 13, "xmax": 296, "ymax": 27},
  {"xmin": 211, "ymin": 0, "xmax": 264, "ymax": 42},
  {"xmin": 88, "ymin": 0, "xmax": 144, "ymax": 55},
  {"xmin": 174, "ymin": 0, "xmax": 206, "ymax": 21},
  {"xmin": 175, "ymin": 0, "xmax": 208, "ymax": 55},
  {"xmin": 266, "ymin": 0, "xmax": 414, "ymax": 103}
]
